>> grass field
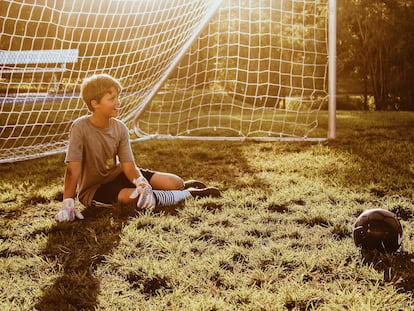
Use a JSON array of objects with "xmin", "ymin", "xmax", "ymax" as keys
[{"xmin": 0, "ymin": 111, "xmax": 413, "ymax": 310}]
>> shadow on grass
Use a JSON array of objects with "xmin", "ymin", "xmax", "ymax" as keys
[
  {"xmin": 33, "ymin": 201, "xmax": 194, "ymax": 310},
  {"xmin": 360, "ymin": 249, "xmax": 414, "ymax": 295},
  {"xmin": 34, "ymin": 205, "xmax": 136, "ymax": 311},
  {"xmin": 325, "ymin": 112, "xmax": 414, "ymax": 195}
]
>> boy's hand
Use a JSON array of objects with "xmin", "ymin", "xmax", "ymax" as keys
[
  {"xmin": 129, "ymin": 176, "xmax": 156, "ymax": 210},
  {"xmin": 55, "ymin": 198, "xmax": 84, "ymax": 222}
]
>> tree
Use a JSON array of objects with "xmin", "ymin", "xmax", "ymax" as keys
[{"xmin": 337, "ymin": 0, "xmax": 414, "ymax": 110}]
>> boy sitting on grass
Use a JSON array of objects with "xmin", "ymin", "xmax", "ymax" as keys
[{"xmin": 55, "ymin": 74, "xmax": 220, "ymax": 222}]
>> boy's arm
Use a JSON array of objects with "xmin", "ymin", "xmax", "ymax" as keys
[
  {"xmin": 121, "ymin": 161, "xmax": 141, "ymax": 183},
  {"xmin": 55, "ymin": 161, "xmax": 84, "ymax": 222},
  {"xmin": 64, "ymin": 161, "xmax": 82, "ymax": 199}
]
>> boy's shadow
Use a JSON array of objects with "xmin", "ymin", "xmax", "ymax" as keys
[{"xmin": 35, "ymin": 204, "xmax": 138, "ymax": 311}]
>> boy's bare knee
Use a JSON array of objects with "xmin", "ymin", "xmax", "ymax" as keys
[
  {"xmin": 150, "ymin": 173, "xmax": 184, "ymax": 190},
  {"xmin": 165, "ymin": 175, "xmax": 184, "ymax": 190},
  {"xmin": 118, "ymin": 188, "xmax": 135, "ymax": 204},
  {"xmin": 173, "ymin": 176, "xmax": 185, "ymax": 189}
]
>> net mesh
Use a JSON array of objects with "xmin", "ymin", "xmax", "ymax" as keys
[{"xmin": 0, "ymin": 0, "xmax": 330, "ymax": 163}]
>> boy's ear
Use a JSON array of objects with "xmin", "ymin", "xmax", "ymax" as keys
[{"xmin": 91, "ymin": 99, "xmax": 98, "ymax": 109}]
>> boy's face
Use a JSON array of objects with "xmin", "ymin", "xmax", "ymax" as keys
[{"xmin": 92, "ymin": 87, "xmax": 120, "ymax": 118}]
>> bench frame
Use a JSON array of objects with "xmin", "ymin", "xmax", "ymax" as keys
[{"xmin": 0, "ymin": 49, "xmax": 79, "ymax": 92}]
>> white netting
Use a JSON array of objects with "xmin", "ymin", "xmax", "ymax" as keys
[{"xmin": 0, "ymin": 0, "xmax": 331, "ymax": 164}]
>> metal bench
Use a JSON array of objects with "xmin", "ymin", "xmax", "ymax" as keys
[{"xmin": 0, "ymin": 49, "xmax": 79, "ymax": 92}]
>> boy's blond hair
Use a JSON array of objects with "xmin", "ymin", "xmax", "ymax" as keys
[{"xmin": 80, "ymin": 74, "xmax": 122, "ymax": 111}]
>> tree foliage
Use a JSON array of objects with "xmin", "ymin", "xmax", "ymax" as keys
[{"xmin": 338, "ymin": 0, "xmax": 414, "ymax": 110}]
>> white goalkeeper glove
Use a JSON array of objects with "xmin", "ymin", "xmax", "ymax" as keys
[
  {"xmin": 129, "ymin": 176, "xmax": 156, "ymax": 210},
  {"xmin": 54, "ymin": 198, "xmax": 84, "ymax": 222}
]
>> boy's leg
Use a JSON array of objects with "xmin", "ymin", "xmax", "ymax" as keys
[
  {"xmin": 98, "ymin": 170, "xmax": 182, "ymax": 205},
  {"xmin": 94, "ymin": 171, "xmax": 220, "ymax": 208},
  {"xmin": 142, "ymin": 169, "xmax": 207, "ymax": 190},
  {"xmin": 93, "ymin": 173, "xmax": 134, "ymax": 206},
  {"xmin": 186, "ymin": 187, "xmax": 221, "ymax": 198},
  {"xmin": 103, "ymin": 170, "xmax": 189, "ymax": 206},
  {"xmin": 146, "ymin": 172, "xmax": 220, "ymax": 203},
  {"xmin": 147, "ymin": 171, "xmax": 185, "ymax": 190},
  {"xmin": 148, "ymin": 187, "xmax": 221, "ymax": 207},
  {"xmin": 184, "ymin": 180, "xmax": 207, "ymax": 189}
]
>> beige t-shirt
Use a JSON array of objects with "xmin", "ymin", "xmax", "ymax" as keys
[{"xmin": 65, "ymin": 116, "xmax": 134, "ymax": 207}]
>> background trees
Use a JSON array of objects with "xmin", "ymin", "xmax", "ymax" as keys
[{"xmin": 337, "ymin": 0, "xmax": 414, "ymax": 110}]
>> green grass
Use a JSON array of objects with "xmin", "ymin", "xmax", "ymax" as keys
[{"xmin": 0, "ymin": 111, "xmax": 413, "ymax": 310}]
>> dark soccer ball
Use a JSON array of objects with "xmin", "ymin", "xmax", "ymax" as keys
[{"xmin": 353, "ymin": 208, "xmax": 403, "ymax": 253}]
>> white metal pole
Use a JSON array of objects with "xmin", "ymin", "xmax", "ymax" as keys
[{"xmin": 328, "ymin": 0, "xmax": 337, "ymax": 139}]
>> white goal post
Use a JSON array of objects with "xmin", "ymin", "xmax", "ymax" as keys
[{"xmin": 0, "ymin": 0, "xmax": 336, "ymax": 164}]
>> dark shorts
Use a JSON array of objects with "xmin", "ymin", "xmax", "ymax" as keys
[{"xmin": 92, "ymin": 169, "xmax": 155, "ymax": 204}]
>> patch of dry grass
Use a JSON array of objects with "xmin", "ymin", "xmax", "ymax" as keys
[{"xmin": 1, "ymin": 111, "xmax": 414, "ymax": 310}]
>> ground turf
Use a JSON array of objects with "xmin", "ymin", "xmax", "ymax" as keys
[{"xmin": 0, "ymin": 111, "xmax": 413, "ymax": 310}]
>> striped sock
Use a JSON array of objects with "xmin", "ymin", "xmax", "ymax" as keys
[{"xmin": 153, "ymin": 190, "xmax": 192, "ymax": 207}]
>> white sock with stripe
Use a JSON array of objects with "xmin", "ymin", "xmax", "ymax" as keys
[{"xmin": 153, "ymin": 190, "xmax": 192, "ymax": 206}]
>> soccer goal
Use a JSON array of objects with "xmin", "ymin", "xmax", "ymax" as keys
[{"xmin": 0, "ymin": 0, "xmax": 336, "ymax": 164}]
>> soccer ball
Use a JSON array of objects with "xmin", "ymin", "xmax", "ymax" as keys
[{"xmin": 353, "ymin": 208, "xmax": 403, "ymax": 253}]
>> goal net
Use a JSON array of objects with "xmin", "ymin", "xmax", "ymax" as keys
[{"xmin": 0, "ymin": 0, "xmax": 334, "ymax": 164}]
